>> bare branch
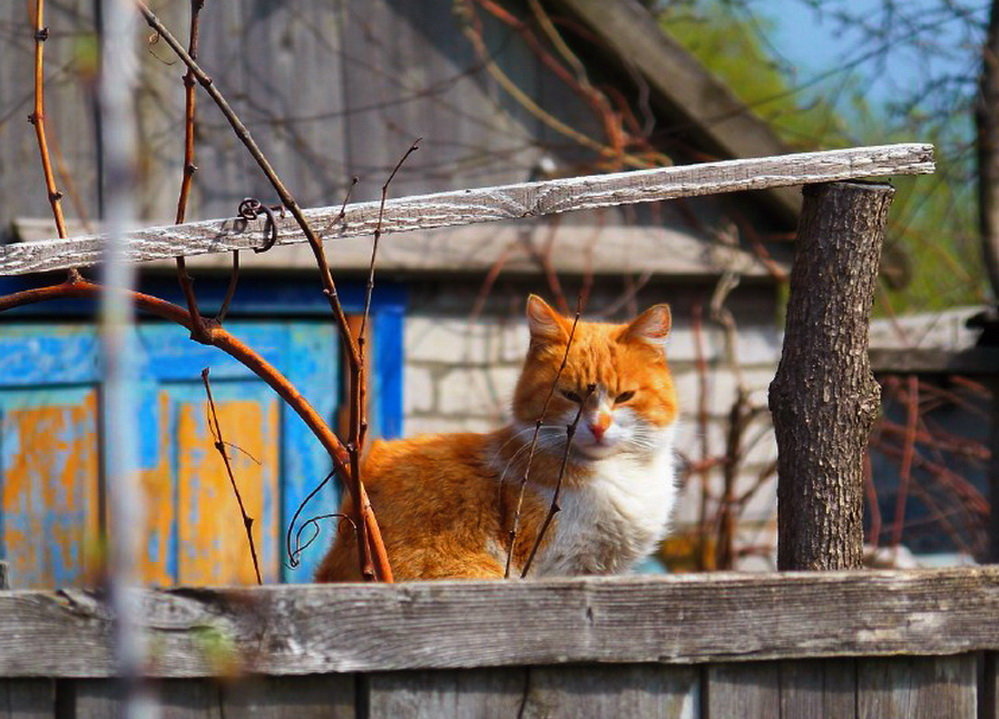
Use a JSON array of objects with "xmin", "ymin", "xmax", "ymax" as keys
[
  {"xmin": 173, "ymin": 0, "xmax": 207, "ymax": 342},
  {"xmin": 521, "ymin": 383, "xmax": 596, "ymax": 577},
  {"xmin": 201, "ymin": 368, "xmax": 262, "ymax": 585},
  {"xmin": 504, "ymin": 297, "xmax": 582, "ymax": 577},
  {"xmin": 29, "ymin": 0, "xmax": 78, "ymax": 283}
]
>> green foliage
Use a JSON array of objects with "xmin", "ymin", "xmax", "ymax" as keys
[
  {"xmin": 657, "ymin": 0, "xmax": 849, "ymax": 150},
  {"xmin": 656, "ymin": 0, "xmax": 989, "ymax": 313}
]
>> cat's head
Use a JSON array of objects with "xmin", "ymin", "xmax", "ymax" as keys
[{"xmin": 513, "ymin": 295, "xmax": 678, "ymax": 460}]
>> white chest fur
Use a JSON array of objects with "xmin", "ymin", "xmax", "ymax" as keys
[{"xmin": 532, "ymin": 428, "xmax": 677, "ymax": 576}]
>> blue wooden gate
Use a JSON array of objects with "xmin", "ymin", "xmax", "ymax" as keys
[{"xmin": 0, "ymin": 277, "xmax": 404, "ymax": 588}]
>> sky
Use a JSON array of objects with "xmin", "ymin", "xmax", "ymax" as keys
[{"xmin": 754, "ymin": 0, "xmax": 989, "ymax": 116}]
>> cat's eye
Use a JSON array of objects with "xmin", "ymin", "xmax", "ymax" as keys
[
  {"xmin": 615, "ymin": 390, "xmax": 636, "ymax": 404},
  {"xmin": 560, "ymin": 389, "xmax": 583, "ymax": 403}
]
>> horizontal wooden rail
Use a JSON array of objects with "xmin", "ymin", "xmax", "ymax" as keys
[
  {"xmin": 0, "ymin": 143, "xmax": 933, "ymax": 276},
  {"xmin": 0, "ymin": 567, "xmax": 994, "ymax": 678}
]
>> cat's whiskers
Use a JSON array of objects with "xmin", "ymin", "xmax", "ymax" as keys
[
  {"xmin": 494, "ymin": 423, "xmax": 560, "ymax": 457},
  {"xmin": 494, "ymin": 427, "xmax": 571, "ymax": 488}
]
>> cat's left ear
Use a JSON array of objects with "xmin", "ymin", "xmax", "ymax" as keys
[
  {"xmin": 620, "ymin": 304, "xmax": 671, "ymax": 350},
  {"xmin": 526, "ymin": 294, "xmax": 568, "ymax": 344}
]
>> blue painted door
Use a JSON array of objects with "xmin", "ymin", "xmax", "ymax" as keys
[{"xmin": 0, "ymin": 281, "xmax": 404, "ymax": 588}]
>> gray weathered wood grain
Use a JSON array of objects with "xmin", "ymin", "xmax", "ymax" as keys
[
  {"xmin": 219, "ymin": 675, "xmax": 355, "ymax": 719},
  {"xmin": 69, "ymin": 681, "xmax": 120, "ymax": 719},
  {"xmin": 0, "ymin": 679, "xmax": 52, "ymax": 719},
  {"xmin": 522, "ymin": 664, "xmax": 698, "ymax": 719},
  {"xmin": 61, "ymin": 676, "xmax": 353, "ymax": 719},
  {"xmin": 366, "ymin": 669, "xmax": 527, "ymax": 719},
  {"xmin": 705, "ymin": 662, "xmax": 780, "ymax": 719},
  {"xmin": 778, "ymin": 660, "xmax": 857, "ymax": 719},
  {"xmin": 856, "ymin": 655, "xmax": 977, "ymax": 719},
  {"xmin": 134, "ymin": 224, "xmax": 778, "ymax": 278},
  {"xmin": 985, "ymin": 653, "xmax": 998, "ymax": 719},
  {"xmin": 69, "ymin": 680, "xmax": 221, "ymax": 719},
  {"xmin": 0, "ymin": 144, "xmax": 934, "ymax": 276},
  {"xmin": 0, "ymin": 568, "xmax": 996, "ymax": 677}
]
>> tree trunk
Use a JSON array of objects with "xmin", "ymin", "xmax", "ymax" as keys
[
  {"xmin": 770, "ymin": 181, "xmax": 894, "ymax": 571},
  {"xmin": 978, "ymin": 0, "xmax": 999, "ymax": 301}
]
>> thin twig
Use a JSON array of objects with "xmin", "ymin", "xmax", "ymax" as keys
[
  {"xmin": 469, "ymin": 240, "xmax": 517, "ymax": 321},
  {"xmin": 201, "ymin": 368, "xmax": 262, "ymax": 585},
  {"xmin": 359, "ymin": 139, "xmax": 421, "ymax": 341},
  {"xmin": 337, "ymin": 177, "xmax": 358, "ymax": 222},
  {"xmin": 504, "ymin": 297, "xmax": 582, "ymax": 578},
  {"xmin": 215, "ymin": 250, "xmax": 240, "ymax": 323},
  {"xmin": 356, "ymin": 139, "xmax": 421, "ymax": 451},
  {"xmin": 173, "ymin": 0, "xmax": 208, "ymax": 341},
  {"xmin": 716, "ymin": 388, "xmax": 750, "ymax": 570},
  {"xmin": 286, "ymin": 470, "xmax": 334, "ymax": 569},
  {"xmin": 284, "ymin": 469, "xmax": 363, "ymax": 571},
  {"xmin": 891, "ymin": 375, "xmax": 920, "ymax": 547},
  {"xmin": 174, "ymin": 0, "xmax": 203, "ymax": 225},
  {"xmin": 863, "ymin": 452, "xmax": 881, "ymax": 547},
  {"xmin": 691, "ymin": 301, "xmax": 713, "ymax": 570},
  {"xmin": 29, "ymin": 0, "xmax": 78, "ymax": 283},
  {"xmin": 521, "ymin": 383, "xmax": 596, "ymax": 577}
]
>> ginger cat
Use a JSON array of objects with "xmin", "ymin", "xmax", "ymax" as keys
[{"xmin": 315, "ymin": 295, "xmax": 679, "ymax": 581}]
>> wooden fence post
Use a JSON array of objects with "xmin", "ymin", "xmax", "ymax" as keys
[{"xmin": 770, "ymin": 181, "xmax": 895, "ymax": 571}]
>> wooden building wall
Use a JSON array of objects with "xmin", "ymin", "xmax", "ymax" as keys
[{"xmin": 0, "ymin": 0, "xmax": 592, "ymax": 230}]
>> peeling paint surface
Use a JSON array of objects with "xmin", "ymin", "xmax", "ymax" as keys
[{"xmin": 0, "ymin": 319, "xmax": 361, "ymax": 588}]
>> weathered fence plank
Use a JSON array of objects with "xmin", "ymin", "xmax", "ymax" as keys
[
  {"xmin": 985, "ymin": 653, "xmax": 999, "ymax": 719},
  {"xmin": 705, "ymin": 662, "xmax": 780, "ymax": 719},
  {"xmin": 522, "ymin": 665, "xmax": 698, "ymax": 719},
  {"xmin": 365, "ymin": 669, "xmax": 527, "ymax": 719},
  {"xmin": 62, "ymin": 675, "xmax": 355, "ymax": 719},
  {"xmin": 71, "ymin": 679, "xmax": 227, "ymax": 719},
  {"xmin": 219, "ymin": 675, "xmax": 355, "ymax": 718},
  {"xmin": 0, "ymin": 679, "xmax": 52, "ymax": 719},
  {"xmin": 856, "ymin": 655, "xmax": 978, "ymax": 719},
  {"xmin": 0, "ymin": 143, "xmax": 933, "ymax": 276},
  {"xmin": 366, "ymin": 665, "xmax": 697, "ymax": 719},
  {"xmin": 155, "ymin": 680, "xmax": 222, "ymax": 719},
  {"xmin": 0, "ymin": 569, "xmax": 996, "ymax": 677},
  {"xmin": 778, "ymin": 659, "xmax": 857, "ymax": 718},
  {"xmin": 69, "ymin": 681, "xmax": 120, "ymax": 719}
]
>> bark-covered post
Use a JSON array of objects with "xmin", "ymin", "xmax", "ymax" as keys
[{"xmin": 770, "ymin": 181, "xmax": 895, "ymax": 571}]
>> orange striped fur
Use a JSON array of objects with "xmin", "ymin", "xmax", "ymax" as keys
[{"xmin": 315, "ymin": 295, "xmax": 679, "ymax": 581}]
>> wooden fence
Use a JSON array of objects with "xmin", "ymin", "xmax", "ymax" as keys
[
  {"xmin": 6, "ymin": 142, "xmax": 996, "ymax": 718},
  {"xmin": 0, "ymin": 569, "xmax": 997, "ymax": 717}
]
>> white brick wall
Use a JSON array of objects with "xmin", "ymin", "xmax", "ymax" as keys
[
  {"xmin": 400, "ymin": 310, "xmax": 784, "ymax": 570},
  {"xmin": 869, "ymin": 306, "xmax": 983, "ymax": 350}
]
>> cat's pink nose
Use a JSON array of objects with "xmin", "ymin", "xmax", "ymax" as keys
[{"xmin": 588, "ymin": 413, "xmax": 611, "ymax": 441}]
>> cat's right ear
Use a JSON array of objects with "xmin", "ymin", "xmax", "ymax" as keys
[{"xmin": 526, "ymin": 294, "xmax": 567, "ymax": 344}]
